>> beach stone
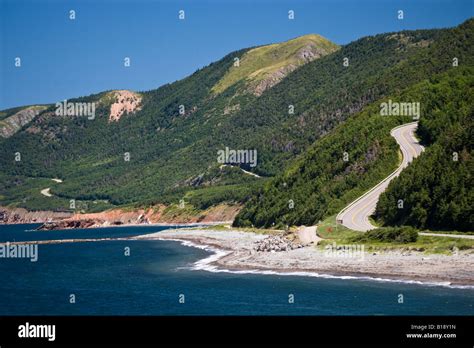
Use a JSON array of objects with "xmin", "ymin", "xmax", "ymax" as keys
[{"xmin": 254, "ymin": 235, "xmax": 300, "ymax": 252}]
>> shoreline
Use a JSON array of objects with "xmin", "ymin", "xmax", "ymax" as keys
[
  {"xmin": 1, "ymin": 220, "xmax": 228, "ymax": 230},
  {"xmin": 0, "ymin": 205, "xmax": 239, "ymax": 228},
  {"xmin": 3, "ymin": 225, "xmax": 473, "ymax": 289},
  {"xmin": 133, "ymin": 229, "xmax": 474, "ymax": 289}
]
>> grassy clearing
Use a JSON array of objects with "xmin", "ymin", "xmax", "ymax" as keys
[
  {"xmin": 316, "ymin": 215, "xmax": 358, "ymax": 240},
  {"xmin": 315, "ymin": 215, "xmax": 474, "ymax": 254},
  {"xmin": 212, "ymin": 34, "xmax": 339, "ymax": 94},
  {"xmin": 332, "ymin": 236, "xmax": 474, "ymax": 255}
]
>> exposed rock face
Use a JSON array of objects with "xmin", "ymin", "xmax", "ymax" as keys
[
  {"xmin": 252, "ymin": 64, "xmax": 297, "ymax": 96},
  {"xmin": 212, "ymin": 34, "xmax": 339, "ymax": 96},
  {"xmin": 254, "ymin": 235, "xmax": 304, "ymax": 252},
  {"xmin": 35, "ymin": 214, "xmax": 148, "ymax": 230},
  {"xmin": 296, "ymin": 44, "xmax": 327, "ymax": 62},
  {"xmin": 0, "ymin": 106, "xmax": 47, "ymax": 138},
  {"xmin": 32, "ymin": 204, "xmax": 241, "ymax": 230},
  {"xmin": 223, "ymin": 104, "xmax": 240, "ymax": 115},
  {"xmin": 0, "ymin": 207, "xmax": 72, "ymax": 224},
  {"xmin": 37, "ymin": 219, "xmax": 99, "ymax": 230},
  {"xmin": 188, "ymin": 174, "xmax": 204, "ymax": 187},
  {"xmin": 250, "ymin": 42, "xmax": 337, "ymax": 96},
  {"xmin": 108, "ymin": 90, "xmax": 142, "ymax": 122},
  {"xmin": 66, "ymin": 209, "xmax": 151, "ymax": 226}
]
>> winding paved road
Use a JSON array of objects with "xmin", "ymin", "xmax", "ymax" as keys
[{"xmin": 336, "ymin": 122, "xmax": 424, "ymax": 232}]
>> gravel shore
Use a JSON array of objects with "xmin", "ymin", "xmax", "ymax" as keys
[{"xmin": 133, "ymin": 228, "xmax": 474, "ymax": 287}]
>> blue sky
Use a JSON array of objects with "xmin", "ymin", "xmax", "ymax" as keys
[{"xmin": 0, "ymin": 0, "xmax": 472, "ymax": 109}]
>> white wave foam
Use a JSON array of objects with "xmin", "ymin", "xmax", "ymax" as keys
[{"xmin": 164, "ymin": 238, "xmax": 474, "ymax": 290}]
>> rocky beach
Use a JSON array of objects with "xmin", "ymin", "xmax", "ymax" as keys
[{"xmin": 133, "ymin": 228, "xmax": 474, "ymax": 287}]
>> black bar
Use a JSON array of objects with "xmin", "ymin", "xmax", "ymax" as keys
[{"xmin": 0, "ymin": 316, "xmax": 472, "ymax": 346}]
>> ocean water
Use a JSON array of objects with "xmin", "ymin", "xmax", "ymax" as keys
[
  {"xmin": 0, "ymin": 223, "xmax": 197, "ymax": 242},
  {"xmin": 0, "ymin": 224, "xmax": 473, "ymax": 315}
]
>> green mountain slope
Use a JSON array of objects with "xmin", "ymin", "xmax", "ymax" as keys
[
  {"xmin": 212, "ymin": 34, "xmax": 339, "ymax": 95},
  {"xmin": 234, "ymin": 18, "xmax": 474, "ymax": 229},
  {"xmin": 0, "ymin": 37, "xmax": 333, "ymax": 212},
  {"xmin": 375, "ymin": 67, "xmax": 473, "ymax": 231}
]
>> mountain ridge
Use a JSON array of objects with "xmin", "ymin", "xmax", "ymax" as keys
[{"xmin": 211, "ymin": 34, "xmax": 339, "ymax": 95}]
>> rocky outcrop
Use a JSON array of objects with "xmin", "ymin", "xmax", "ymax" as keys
[
  {"xmin": 252, "ymin": 43, "xmax": 332, "ymax": 96},
  {"xmin": 32, "ymin": 203, "xmax": 241, "ymax": 230},
  {"xmin": 37, "ymin": 219, "xmax": 100, "ymax": 230},
  {"xmin": 0, "ymin": 207, "xmax": 72, "ymax": 224},
  {"xmin": 35, "ymin": 216, "xmax": 147, "ymax": 230},
  {"xmin": 0, "ymin": 106, "xmax": 47, "ymax": 138},
  {"xmin": 251, "ymin": 64, "xmax": 297, "ymax": 96},
  {"xmin": 212, "ymin": 34, "xmax": 339, "ymax": 96},
  {"xmin": 254, "ymin": 235, "xmax": 304, "ymax": 252},
  {"xmin": 108, "ymin": 90, "xmax": 142, "ymax": 122},
  {"xmin": 223, "ymin": 104, "xmax": 240, "ymax": 115}
]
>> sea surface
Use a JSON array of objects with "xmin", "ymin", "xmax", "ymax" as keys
[{"xmin": 0, "ymin": 224, "xmax": 473, "ymax": 315}]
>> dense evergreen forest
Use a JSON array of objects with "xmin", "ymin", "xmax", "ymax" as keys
[
  {"xmin": 234, "ymin": 67, "xmax": 473, "ymax": 231},
  {"xmin": 234, "ymin": 19, "xmax": 473, "ymax": 231},
  {"xmin": 375, "ymin": 67, "xmax": 473, "ymax": 231}
]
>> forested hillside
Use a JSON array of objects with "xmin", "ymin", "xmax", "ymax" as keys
[
  {"xmin": 234, "ymin": 18, "xmax": 473, "ymax": 229},
  {"xmin": 0, "ymin": 36, "xmax": 335, "ymax": 212},
  {"xmin": 375, "ymin": 67, "xmax": 473, "ymax": 231}
]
